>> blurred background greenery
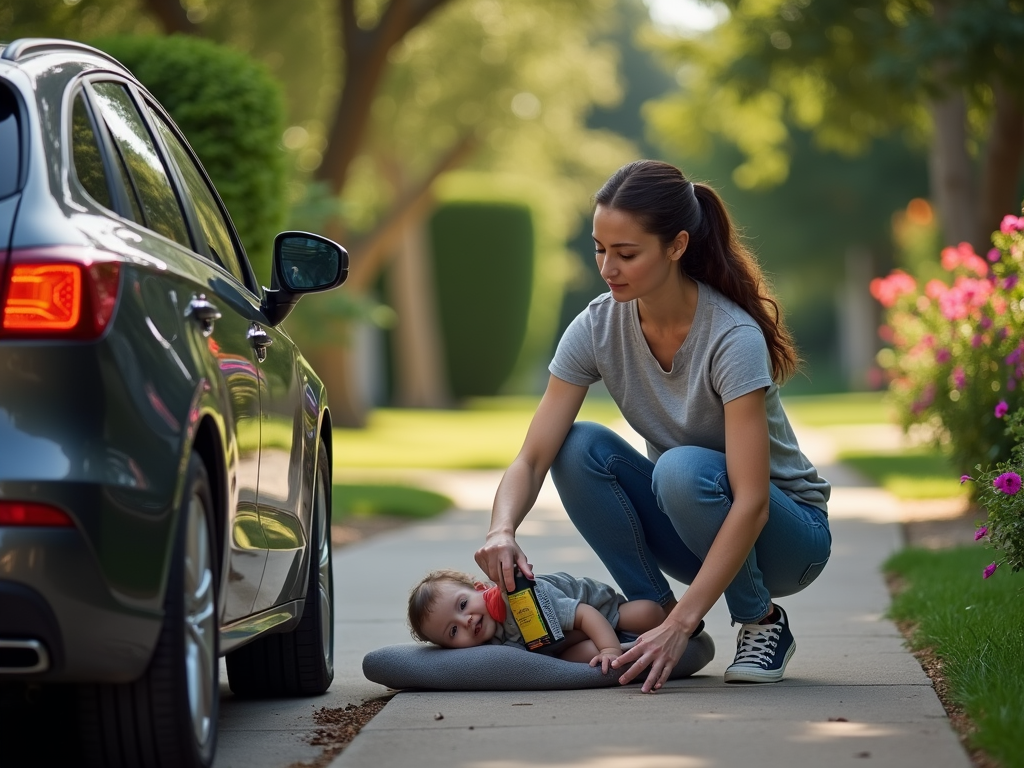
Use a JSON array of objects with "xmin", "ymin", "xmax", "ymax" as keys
[{"xmin": 6, "ymin": 0, "xmax": 1023, "ymax": 427}]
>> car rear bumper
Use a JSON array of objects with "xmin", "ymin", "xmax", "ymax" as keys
[{"xmin": 0, "ymin": 524, "xmax": 162, "ymax": 684}]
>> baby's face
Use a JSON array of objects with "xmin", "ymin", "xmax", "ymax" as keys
[{"xmin": 421, "ymin": 581, "xmax": 498, "ymax": 649}]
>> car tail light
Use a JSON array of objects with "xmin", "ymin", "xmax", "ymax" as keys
[
  {"xmin": 0, "ymin": 247, "xmax": 121, "ymax": 339},
  {"xmin": 0, "ymin": 501, "xmax": 74, "ymax": 527}
]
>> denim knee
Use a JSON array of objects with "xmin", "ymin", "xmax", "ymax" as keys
[
  {"xmin": 551, "ymin": 421, "xmax": 611, "ymax": 480},
  {"xmin": 651, "ymin": 445, "xmax": 732, "ymax": 515}
]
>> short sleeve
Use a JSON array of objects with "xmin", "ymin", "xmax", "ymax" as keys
[
  {"xmin": 549, "ymin": 307, "xmax": 600, "ymax": 386},
  {"xmin": 533, "ymin": 579, "xmax": 580, "ymax": 634},
  {"xmin": 711, "ymin": 325, "xmax": 774, "ymax": 403}
]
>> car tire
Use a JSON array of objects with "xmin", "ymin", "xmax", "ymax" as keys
[
  {"xmin": 78, "ymin": 453, "xmax": 219, "ymax": 768},
  {"xmin": 225, "ymin": 440, "xmax": 335, "ymax": 696}
]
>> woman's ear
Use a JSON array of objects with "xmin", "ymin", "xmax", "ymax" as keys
[
  {"xmin": 670, "ymin": 230, "xmax": 690, "ymax": 261},
  {"xmin": 474, "ymin": 581, "xmax": 488, "ymax": 591}
]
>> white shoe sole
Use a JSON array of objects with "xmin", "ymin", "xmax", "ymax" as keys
[{"xmin": 723, "ymin": 641, "xmax": 796, "ymax": 684}]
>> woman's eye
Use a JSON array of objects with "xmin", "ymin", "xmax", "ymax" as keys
[{"xmin": 620, "ymin": 253, "xmax": 636, "ymax": 260}]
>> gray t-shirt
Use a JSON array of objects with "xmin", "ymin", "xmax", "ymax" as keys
[
  {"xmin": 549, "ymin": 282, "xmax": 830, "ymax": 512},
  {"xmin": 492, "ymin": 573, "xmax": 625, "ymax": 650}
]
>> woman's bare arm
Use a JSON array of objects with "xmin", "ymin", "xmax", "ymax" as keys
[
  {"xmin": 475, "ymin": 375, "xmax": 587, "ymax": 591},
  {"xmin": 613, "ymin": 388, "xmax": 772, "ymax": 691}
]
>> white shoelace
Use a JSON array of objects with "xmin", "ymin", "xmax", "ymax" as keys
[{"xmin": 732, "ymin": 622, "xmax": 781, "ymax": 667}]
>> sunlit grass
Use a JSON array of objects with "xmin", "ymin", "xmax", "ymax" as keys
[
  {"xmin": 782, "ymin": 391, "xmax": 895, "ymax": 426},
  {"xmin": 331, "ymin": 483, "xmax": 452, "ymax": 522},
  {"xmin": 839, "ymin": 449, "xmax": 965, "ymax": 500},
  {"xmin": 333, "ymin": 395, "xmax": 623, "ymax": 469},
  {"xmin": 886, "ymin": 547, "xmax": 1024, "ymax": 767}
]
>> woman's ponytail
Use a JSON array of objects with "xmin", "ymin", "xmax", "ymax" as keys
[{"xmin": 688, "ymin": 183, "xmax": 800, "ymax": 383}]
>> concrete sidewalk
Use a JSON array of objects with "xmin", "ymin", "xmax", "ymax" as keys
[{"xmin": 328, "ymin": 422, "xmax": 971, "ymax": 768}]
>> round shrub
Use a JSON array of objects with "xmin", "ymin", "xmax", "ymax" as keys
[{"xmin": 95, "ymin": 34, "xmax": 287, "ymax": 284}]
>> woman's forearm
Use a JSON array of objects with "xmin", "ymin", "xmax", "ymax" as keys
[
  {"xmin": 668, "ymin": 498, "xmax": 769, "ymax": 632},
  {"xmin": 487, "ymin": 458, "xmax": 544, "ymax": 537}
]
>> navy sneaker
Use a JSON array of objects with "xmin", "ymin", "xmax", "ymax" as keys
[{"xmin": 723, "ymin": 605, "xmax": 795, "ymax": 683}]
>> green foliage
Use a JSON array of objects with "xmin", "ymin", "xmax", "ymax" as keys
[
  {"xmin": 94, "ymin": 34, "xmax": 287, "ymax": 284},
  {"xmin": 646, "ymin": 0, "xmax": 1024, "ymax": 190},
  {"xmin": 839, "ymin": 449, "xmax": 965, "ymax": 500},
  {"xmin": 873, "ymin": 220, "xmax": 1024, "ymax": 471},
  {"xmin": 968, "ymin": 408, "xmax": 1024, "ymax": 575},
  {"xmin": 430, "ymin": 200, "xmax": 535, "ymax": 397},
  {"xmin": 886, "ymin": 546, "xmax": 1024, "ymax": 766}
]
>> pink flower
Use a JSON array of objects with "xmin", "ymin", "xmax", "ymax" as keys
[
  {"xmin": 960, "ymin": 474, "xmax": 973, "ymax": 484},
  {"xmin": 1004, "ymin": 275, "xmax": 1019, "ymax": 290},
  {"xmin": 974, "ymin": 525, "xmax": 988, "ymax": 540},
  {"xmin": 988, "ymin": 248, "xmax": 1001, "ymax": 262},
  {"xmin": 935, "ymin": 348, "xmax": 951, "ymax": 363},
  {"xmin": 993, "ymin": 471, "xmax": 1021, "ymax": 495},
  {"xmin": 983, "ymin": 562, "xmax": 998, "ymax": 579},
  {"xmin": 952, "ymin": 367, "xmax": 966, "ymax": 389},
  {"xmin": 925, "ymin": 280, "xmax": 947, "ymax": 300},
  {"xmin": 995, "ymin": 400, "xmax": 1009, "ymax": 418},
  {"xmin": 1000, "ymin": 215, "xmax": 1024, "ymax": 233},
  {"xmin": 870, "ymin": 271, "xmax": 917, "ymax": 308},
  {"xmin": 941, "ymin": 243, "xmax": 988, "ymax": 276}
]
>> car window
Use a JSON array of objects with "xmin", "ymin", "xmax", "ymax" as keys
[
  {"xmin": 0, "ymin": 84, "xmax": 20, "ymax": 198},
  {"xmin": 70, "ymin": 93, "xmax": 113, "ymax": 209},
  {"xmin": 149, "ymin": 109, "xmax": 249, "ymax": 287},
  {"xmin": 89, "ymin": 82, "xmax": 191, "ymax": 249}
]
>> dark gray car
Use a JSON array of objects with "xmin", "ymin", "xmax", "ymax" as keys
[{"xmin": 0, "ymin": 38, "xmax": 348, "ymax": 768}]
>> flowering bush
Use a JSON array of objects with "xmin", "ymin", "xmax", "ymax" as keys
[
  {"xmin": 871, "ymin": 215, "xmax": 1024, "ymax": 471},
  {"xmin": 964, "ymin": 407, "xmax": 1024, "ymax": 579}
]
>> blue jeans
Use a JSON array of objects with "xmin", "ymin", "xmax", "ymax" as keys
[{"xmin": 550, "ymin": 422, "xmax": 832, "ymax": 624}]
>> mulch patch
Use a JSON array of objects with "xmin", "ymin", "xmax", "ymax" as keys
[{"xmin": 288, "ymin": 697, "xmax": 392, "ymax": 768}]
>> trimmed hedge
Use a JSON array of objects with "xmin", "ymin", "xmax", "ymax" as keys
[
  {"xmin": 95, "ymin": 34, "xmax": 287, "ymax": 285},
  {"xmin": 429, "ymin": 201, "xmax": 535, "ymax": 397}
]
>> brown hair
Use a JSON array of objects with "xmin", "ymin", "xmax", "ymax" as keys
[
  {"xmin": 407, "ymin": 569, "xmax": 478, "ymax": 643},
  {"xmin": 595, "ymin": 160, "xmax": 800, "ymax": 382}
]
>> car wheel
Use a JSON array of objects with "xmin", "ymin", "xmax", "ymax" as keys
[
  {"xmin": 225, "ymin": 440, "xmax": 334, "ymax": 696},
  {"xmin": 79, "ymin": 453, "xmax": 219, "ymax": 768}
]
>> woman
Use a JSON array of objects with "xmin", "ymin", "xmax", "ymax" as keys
[{"xmin": 474, "ymin": 160, "xmax": 831, "ymax": 694}]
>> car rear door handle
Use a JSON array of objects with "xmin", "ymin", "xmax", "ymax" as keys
[
  {"xmin": 187, "ymin": 295, "xmax": 221, "ymax": 336},
  {"xmin": 248, "ymin": 324, "xmax": 273, "ymax": 362}
]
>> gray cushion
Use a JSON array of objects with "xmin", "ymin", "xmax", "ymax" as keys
[{"xmin": 362, "ymin": 630, "xmax": 715, "ymax": 691}]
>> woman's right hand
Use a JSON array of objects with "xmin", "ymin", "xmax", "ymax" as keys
[{"xmin": 475, "ymin": 532, "xmax": 533, "ymax": 593}]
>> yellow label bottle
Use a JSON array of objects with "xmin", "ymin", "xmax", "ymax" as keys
[{"xmin": 507, "ymin": 567, "xmax": 563, "ymax": 651}]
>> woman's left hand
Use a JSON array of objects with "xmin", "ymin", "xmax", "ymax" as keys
[{"xmin": 611, "ymin": 617, "xmax": 690, "ymax": 693}]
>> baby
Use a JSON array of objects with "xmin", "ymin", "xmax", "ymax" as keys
[{"xmin": 407, "ymin": 568, "xmax": 665, "ymax": 671}]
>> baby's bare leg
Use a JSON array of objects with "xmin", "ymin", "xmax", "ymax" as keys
[
  {"xmin": 618, "ymin": 600, "xmax": 666, "ymax": 634},
  {"xmin": 557, "ymin": 638, "xmax": 601, "ymax": 663}
]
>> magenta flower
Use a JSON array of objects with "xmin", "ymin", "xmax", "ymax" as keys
[
  {"xmin": 995, "ymin": 400, "xmax": 1009, "ymax": 418},
  {"xmin": 983, "ymin": 562, "xmax": 998, "ymax": 579},
  {"xmin": 1004, "ymin": 275, "xmax": 1019, "ymax": 290},
  {"xmin": 988, "ymin": 248, "xmax": 1001, "ymax": 262},
  {"xmin": 935, "ymin": 348, "xmax": 951, "ymax": 364},
  {"xmin": 974, "ymin": 525, "xmax": 988, "ymax": 541},
  {"xmin": 993, "ymin": 472, "xmax": 1022, "ymax": 495},
  {"xmin": 953, "ymin": 367, "xmax": 966, "ymax": 389},
  {"xmin": 960, "ymin": 474, "xmax": 973, "ymax": 484}
]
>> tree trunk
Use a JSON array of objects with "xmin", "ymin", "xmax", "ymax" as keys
[
  {"xmin": 928, "ymin": 88, "xmax": 977, "ymax": 249},
  {"xmin": 978, "ymin": 81, "xmax": 1024, "ymax": 245},
  {"xmin": 306, "ymin": 337, "xmax": 370, "ymax": 428},
  {"xmin": 387, "ymin": 218, "xmax": 452, "ymax": 407}
]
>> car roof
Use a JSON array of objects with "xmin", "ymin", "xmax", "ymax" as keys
[{"xmin": 0, "ymin": 38, "xmax": 131, "ymax": 76}]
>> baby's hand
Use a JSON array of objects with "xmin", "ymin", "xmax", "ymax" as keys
[{"xmin": 590, "ymin": 647, "xmax": 623, "ymax": 674}]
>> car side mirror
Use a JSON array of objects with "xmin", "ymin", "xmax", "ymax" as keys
[{"xmin": 262, "ymin": 232, "xmax": 349, "ymax": 326}]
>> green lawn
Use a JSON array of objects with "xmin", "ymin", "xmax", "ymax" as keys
[
  {"xmin": 331, "ymin": 483, "xmax": 453, "ymax": 523},
  {"xmin": 886, "ymin": 547, "xmax": 1024, "ymax": 767},
  {"xmin": 839, "ymin": 449, "xmax": 965, "ymax": 500},
  {"xmin": 333, "ymin": 395, "xmax": 622, "ymax": 470},
  {"xmin": 781, "ymin": 391, "xmax": 895, "ymax": 426}
]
